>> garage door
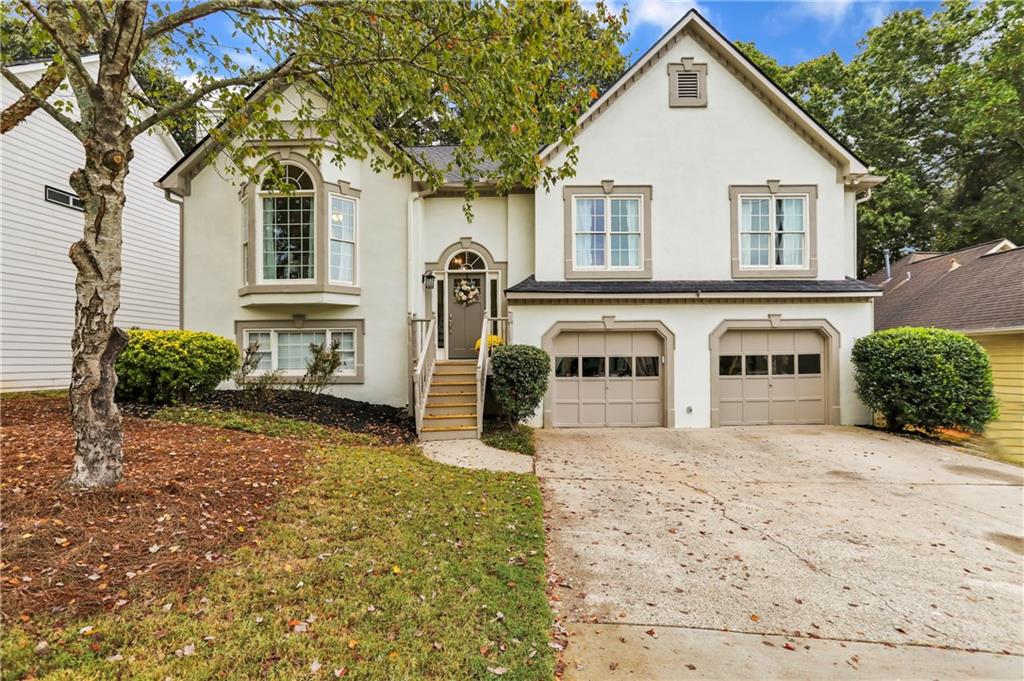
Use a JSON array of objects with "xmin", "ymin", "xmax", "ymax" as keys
[
  {"xmin": 717, "ymin": 330, "xmax": 825, "ymax": 425},
  {"xmin": 552, "ymin": 331, "xmax": 664, "ymax": 427}
]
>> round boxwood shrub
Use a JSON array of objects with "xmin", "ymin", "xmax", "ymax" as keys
[
  {"xmin": 851, "ymin": 327, "xmax": 998, "ymax": 433},
  {"xmin": 490, "ymin": 344, "xmax": 551, "ymax": 427},
  {"xmin": 115, "ymin": 329, "xmax": 239, "ymax": 405}
]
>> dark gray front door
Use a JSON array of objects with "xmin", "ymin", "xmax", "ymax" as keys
[{"xmin": 447, "ymin": 275, "xmax": 485, "ymax": 359}]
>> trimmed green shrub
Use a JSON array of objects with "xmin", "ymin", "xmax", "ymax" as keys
[
  {"xmin": 116, "ymin": 329, "xmax": 239, "ymax": 405},
  {"xmin": 490, "ymin": 344, "xmax": 551, "ymax": 427},
  {"xmin": 852, "ymin": 327, "xmax": 998, "ymax": 433}
]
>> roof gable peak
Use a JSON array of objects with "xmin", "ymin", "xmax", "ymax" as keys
[{"xmin": 539, "ymin": 9, "xmax": 869, "ymax": 177}]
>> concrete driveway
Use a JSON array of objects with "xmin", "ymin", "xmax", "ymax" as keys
[{"xmin": 537, "ymin": 426, "xmax": 1024, "ymax": 680}]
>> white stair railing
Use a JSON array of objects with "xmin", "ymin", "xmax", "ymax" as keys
[
  {"xmin": 411, "ymin": 317, "xmax": 437, "ymax": 435},
  {"xmin": 475, "ymin": 314, "xmax": 512, "ymax": 437}
]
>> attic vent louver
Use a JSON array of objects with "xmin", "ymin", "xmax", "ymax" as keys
[
  {"xmin": 676, "ymin": 71, "xmax": 700, "ymax": 99},
  {"xmin": 667, "ymin": 61, "xmax": 707, "ymax": 108}
]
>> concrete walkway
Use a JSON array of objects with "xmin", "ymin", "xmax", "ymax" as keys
[
  {"xmin": 420, "ymin": 438, "xmax": 533, "ymax": 474},
  {"xmin": 537, "ymin": 426, "xmax": 1024, "ymax": 680}
]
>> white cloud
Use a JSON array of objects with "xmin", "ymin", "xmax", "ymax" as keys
[
  {"xmin": 631, "ymin": 1, "xmax": 704, "ymax": 31},
  {"xmin": 592, "ymin": 0, "xmax": 706, "ymax": 32},
  {"xmin": 791, "ymin": 0, "xmax": 856, "ymax": 27},
  {"xmin": 785, "ymin": 0, "xmax": 897, "ymax": 39}
]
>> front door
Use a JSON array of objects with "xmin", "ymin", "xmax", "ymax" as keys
[{"xmin": 447, "ymin": 275, "xmax": 485, "ymax": 359}]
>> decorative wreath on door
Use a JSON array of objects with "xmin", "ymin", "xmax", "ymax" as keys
[{"xmin": 453, "ymin": 278, "xmax": 481, "ymax": 305}]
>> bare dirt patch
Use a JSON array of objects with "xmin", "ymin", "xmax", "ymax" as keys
[{"xmin": 0, "ymin": 397, "xmax": 310, "ymax": 628}]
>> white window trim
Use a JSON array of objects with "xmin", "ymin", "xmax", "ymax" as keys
[
  {"xmin": 328, "ymin": 193, "xmax": 358, "ymax": 286},
  {"xmin": 737, "ymin": 193, "xmax": 809, "ymax": 271},
  {"xmin": 244, "ymin": 328, "xmax": 358, "ymax": 377},
  {"xmin": 255, "ymin": 179, "xmax": 317, "ymax": 285},
  {"xmin": 570, "ymin": 194, "xmax": 645, "ymax": 272}
]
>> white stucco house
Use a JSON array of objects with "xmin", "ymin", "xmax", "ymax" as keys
[
  {"xmin": 157, "ymin": 11, "xmax": 884, "ymax": 439},
  {"xmin": 1, "ymin": 55, "xmax": 183, "ymax": 392}
]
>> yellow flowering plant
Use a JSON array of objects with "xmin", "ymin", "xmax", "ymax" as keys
[{"xmin": 474, "ymin": 335, "xmax": 505, "ymax": 352}]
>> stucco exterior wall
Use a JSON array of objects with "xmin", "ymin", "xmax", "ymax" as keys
[
  {"xmin": 422, "ymin": 196, "xmax": 511, "ymax": 264},
  {"xmin": 509, "ymin": 300, "xmax": 875, "ymax": 428},
  {"xmin": 182, "ymin": 151, "xmax": 412, "ymax": 407},
  {"xmin": 534, "ymin": 33, "xmax": 855, "ymax": 282}
]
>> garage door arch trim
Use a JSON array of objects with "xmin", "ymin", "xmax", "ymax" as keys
[
  {"xmin": 709, "ymin": 318, "xmax": 840, "ymax": 426},
  {"xmin": 542, "ymin": 319, "xmax": 675, "ymax": 428}
]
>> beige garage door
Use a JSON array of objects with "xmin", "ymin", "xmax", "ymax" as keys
[
  {"xmin": 717, "ymin": 330, "xmax": 826, "ymax": 425},
  {"xmin": 552, "ymin": 331, "xmax": 664, "ymax": 427}
]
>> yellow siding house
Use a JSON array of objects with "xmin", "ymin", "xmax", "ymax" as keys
[{"xmin": 867, "ymin": 239, "xmax": 1024, "ymax": 463}]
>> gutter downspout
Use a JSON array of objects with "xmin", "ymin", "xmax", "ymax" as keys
[
  {"xmin": 406, "ymin": 188, "xmax": 435, "ymax": 317},
  {"xmin": 161, "ymin": 187, "xmax": 186, "ymax": 329}
]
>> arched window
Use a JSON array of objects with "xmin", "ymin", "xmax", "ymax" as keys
[
  {"xmin": 447, "ymin": 250, "xmax": 486, "ymax": 271},
  {"xmin": 260, "ymin": 164, "xmax": 315, "ymax": 280}
]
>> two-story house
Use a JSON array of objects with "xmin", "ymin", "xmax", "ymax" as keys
[{"xmin": 158, "ymin": 11, "xmax": 884, "ymax": 439}]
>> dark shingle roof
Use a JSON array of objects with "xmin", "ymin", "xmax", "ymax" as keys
[
  {"xmin": 506, "ymin": 276, "xmax": 880, "ymax": 295},
  {"xmin": 405, "ymin": 145, "xmax": 499, "ymax": 183},
  {"xmin": 867, "ymin": 240, "xmax": 1024, "ymax": 331}
]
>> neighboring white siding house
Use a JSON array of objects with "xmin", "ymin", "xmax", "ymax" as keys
[
  {"xmin": 159, "ymin": 11, "xmax": 886, "ymax": 437},
  {"xmin": 0, "ymin": 56, "xmax": 182, "ymax": 391}
]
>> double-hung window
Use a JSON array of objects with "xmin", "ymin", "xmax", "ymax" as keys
[
  {"xmin": 739, "ymin": 194, "xmax": 808, "ymax": 269},
  {"xmin": 329, "ymin": 194, "xmax": 356, "ymax": 285},
  {"xmin": 259, "ymin": 164, "xmax": 315, "ymax": 281},
  {"xmin": 573, "ymin": 195, "xmax": 643, "ymax": 271},
  {"xmin": 244, "ymin": 328, "xmax": 358, "ymax": 376}
]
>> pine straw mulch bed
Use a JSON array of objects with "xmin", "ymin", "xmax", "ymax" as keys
[
  {"xmin": 122, "ymin": 389, "xmax": 416, "ymax": 445},
  {"xmin": 0, "ymin": 396, "xmax": 311, "ymax": 631}
]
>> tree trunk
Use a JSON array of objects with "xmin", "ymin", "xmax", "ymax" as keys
[{"xmin": 66, "ymin": 143, "xmax": 133, "ymax": 488}]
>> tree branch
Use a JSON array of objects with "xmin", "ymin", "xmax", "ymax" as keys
[
  {"xmin": 18, "ymin": 0, "xmax": 98, "ymax": 95},
  {"xmin": 131, "ymin": 60, "xmax": 304, "ymax": 137},
  {"xmin": 1, "ymin": 60, "xmax": 66, "ymax": 134},
  {"xmin": 142, "ymin": 0, "xmax": 311, "ymax": 41},
  {"xmin": 70, "ymin": 0, "xmax": 104, "ymax": 39},
  {"xmin": 0, "ymin": 65, "xmax": 83, "ymax": 138}
]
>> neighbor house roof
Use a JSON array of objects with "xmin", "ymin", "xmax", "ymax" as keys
[
  {"xmin": 506, "ymin": 275, "xmax": 880, "ymax": 300},
  {"xmin": 866, "ymin": 239, "xmax": 1024, "ymax": 332}
]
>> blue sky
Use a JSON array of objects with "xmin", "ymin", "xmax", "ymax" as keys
[{"xmin": 617, "ymin": 1, "xmax": 942, "ymax": 65}]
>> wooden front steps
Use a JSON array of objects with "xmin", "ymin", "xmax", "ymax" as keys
[{"xmin": 420, "ymin": 359, "xmax": 479, "ymax": 441}]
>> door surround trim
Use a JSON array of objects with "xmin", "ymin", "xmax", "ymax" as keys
[
  {"xmin": 426, "ymin": 238, "xmax": 508, "ymax": 360},
  {"xmin": 540, "ymin": 318, "xmax": 675, "ymax": 428},
  {"xmin": 708, "ymin": 317, "xmax": 841, "ymax": 426}
]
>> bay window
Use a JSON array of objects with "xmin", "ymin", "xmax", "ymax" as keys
[
  {"xmin": 242, "ymin": 153, "xmax": 362, "ymax": 296},
  {"xmin": 260, "ymin": 164, "xmax": 315, "ymax": 281},
  {"xmin": 329, "ymin": 194, "xmax": 356, "ymax": 285}
]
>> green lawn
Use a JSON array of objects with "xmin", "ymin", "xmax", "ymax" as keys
[
  {"xmin": 481, "ymin": 423, "xmax": 536, "ymax": 456},
  {"xmin": 3, "ymin": 441, "xmax": 552, "ymax": 679}
]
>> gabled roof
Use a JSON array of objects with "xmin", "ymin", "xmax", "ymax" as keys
[
  {"xmin": 158, "ymin": 9, "xmax": 885, "ymax": 194},
  {"xmin": 867, "ymin": 239, "xmax": 1024, "ymax": 332},
  {"xmin": 538, "ymin": 9, "xmax": 876, "ymax": 184}
]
